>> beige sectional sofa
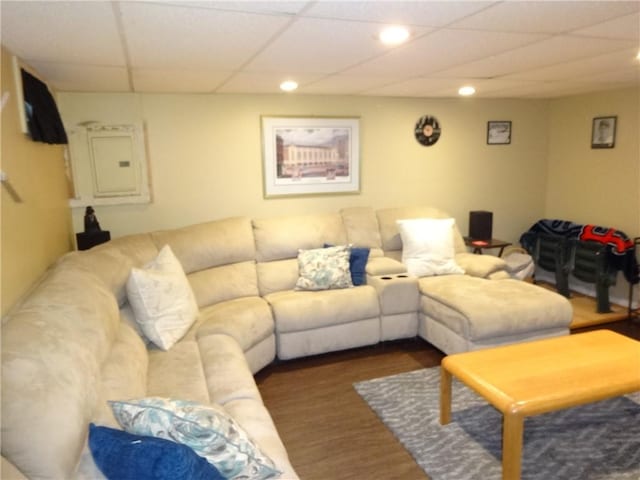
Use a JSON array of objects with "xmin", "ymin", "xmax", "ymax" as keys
[{"xmin": 1, "ymin": 205, "xmax": 572, "ymax": 479}]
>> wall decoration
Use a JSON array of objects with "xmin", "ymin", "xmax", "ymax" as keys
[
  {"xmin": 591, "ymin": 116, "xmax": 616, "ymax": 149},
  {"xmin": 487, "ymin": 121, "xmax": 512, "ymax": 145},
  {"xmin": 261, "ymin": 116, "xmax": 360, "ymax": 198},
  {"xmin": 414, "ymin": 115, "xmax": 441, "ymax": 146}
]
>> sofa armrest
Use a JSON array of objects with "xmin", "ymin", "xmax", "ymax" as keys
[
  {"xmin": 365, "ymin": 256, "xmax": 407, "ymax": 276},
  {"xmin": 455, "ymin": 252, "xmax": 508, "ymax": 279}
]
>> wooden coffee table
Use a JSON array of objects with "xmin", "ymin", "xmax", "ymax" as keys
[{"xmin": 440, "ymin": 330, "xmax": 640, "ymax": 480}]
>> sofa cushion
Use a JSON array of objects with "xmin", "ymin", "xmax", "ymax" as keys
[
  {"xmin": 295, "ymin": 245, "xmax": 353, "ymax": 291},
  {"xmin": 397, "ymin": 218, "xmax": 465, "ymax": 277},
  {"xmin": 197, "ymin": 296, "xmax": 274, "ymax": 352},
  {"xmin": 265, "ymin": 286, "xmax": 380, "ymax": 333},
  {"xmin": 88, "ymin": 424, "xmax": 224, "ymax": 480},
  {"xmin": 256, "ymin": 259, "xmax": 299, "ymax": 296},
  {"xmin": 147, "ymin": 340, "xmax": 210, "ymax": 405},
  {"xmin": 151, "ymin": 217, "xmax": 255, "ymax": 274},
  {"xmin": 197, "ymin": 333, "xmax": 264, "ymax": 406},
  {"xmin": 126, "ymin": 245, "xmax": 199, "ymax": 350},
  {"xmin": 188, "ymin": 261, "xmax": 259, "ymax": 308},
  {"xmin": 92, "ymin": 322, "xmax": 149, "ymax": 427},
  {"xmin": 418, "ymin": 275, "xmax": 572, "ymax": 341},
  {"xmin": 110, "ymin": 397, "xmax": 280, "ymax": 480},
  {"xmin": 340, "ymin": 207, "xmax": 383, "ymax": 249},
  {"xmin": 253, "ymin": 213, "xmax": 347, "ymax": 262}
]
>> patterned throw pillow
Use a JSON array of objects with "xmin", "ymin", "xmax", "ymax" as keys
[
  {"xmin": 110, "ymin": 398, "xmax": 281, "ymax": 480},
  {"xmin": 295, "ymin": 245, "xmax": 353, "ymax": 291}
]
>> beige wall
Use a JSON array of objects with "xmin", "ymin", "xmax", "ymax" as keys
[
  {"xmin": 546, "ymin": 86, "xmax": 640, "ymax": 304},
  {"xmin": 1, "ymin": 47, "xmax": 73, "ymax": 316},
  {"xmin": 58, "ymin": 92, "xmax": 550, "ymax": 245},
  {"xmin": 546, "ymin": 86, "xmax": 639, "ymax": 236}
]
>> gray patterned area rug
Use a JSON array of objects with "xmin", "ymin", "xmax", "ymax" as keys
[{"xmin": 354, "ymin": 367, "xmax": 640, "ymax": 480}]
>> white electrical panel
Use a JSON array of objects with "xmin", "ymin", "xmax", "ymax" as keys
[{"xmin": 68, "ymin": 123, "xmax": 151, "ymax": 207}]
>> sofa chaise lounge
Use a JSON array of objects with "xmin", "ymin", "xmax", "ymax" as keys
[{"xmin": 1, "ymin": 205, "xmax": 572, "ymax": 479}]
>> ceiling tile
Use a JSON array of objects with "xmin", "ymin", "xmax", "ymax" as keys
[
  {"xmin": 215, "ymin": 71, "xmax": 324, "ymax": 93},
  {"xmin": 245, "ymin": 17, "xmax": 425, "ymax": 74},
  {"xmin": 343, "ymin": 28, "xmax": 548, "ymax": 77},
  {"xmin": 119, "ymin": 2, "xmax": 291, "ymax": 69},
  {"xmin": 26, "ymin": 62, "xmax": 131, "ymax": 92},
  {"xmin": 1, "ymin": 1, "xmax": 125, "ymax": 65},
  {"xmin": 436, "ymin": 35, "xmax": 637, "ymax": 79},
  {"xmin": 505, "ymin": 82, "xmax": 623, "ymax": 99},
  {"xmin": 572, "ymin": 12, "xmax": 640, "ymax": 40},
  {"xmin": 451, "ymin": 1, "xmax": 640, "ymax": 34},
  {"xmin": 304, "ymin": 1, "xmax": 497, "ymax": 27},
  {"xmin": 362, "ymin": 77, "xmax": 469, "ymax": 97},
  {"xmin": 160, "ymin": 1, "xmax": 312, "ymax": 16},
  {"xmin": 302, "ymin": 74, "xmax": 406, "ymax": 95},
  {"xmin": 501, "ymin": 48, "xmax": 640, "ymax": 82},
  {"xmin": 132, "ymin": 68, "xmax": 232, "ymax": 93}
]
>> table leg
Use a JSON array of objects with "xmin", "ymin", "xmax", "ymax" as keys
[
  {"xmin": 440, "ymin": 367, "xmax": 452, "ymax": 425},
  {"xmin": 502, "ymin": 412, "xmax": 524, "ymax": 480}
]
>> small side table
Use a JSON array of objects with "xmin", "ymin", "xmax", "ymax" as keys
[
  {"xmin": 464, "ymin": 237, "xmax": 512, "ymax": 257},
  {"xmin": 76, "ymin": 231, "xmax": 111, "ymax": 251}
]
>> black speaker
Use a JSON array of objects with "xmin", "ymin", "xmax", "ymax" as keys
[{"xmin": 469, "ymin": 211, "xmax": 493, "ymax": 240}]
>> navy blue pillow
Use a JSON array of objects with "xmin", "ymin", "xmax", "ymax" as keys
[
  {"xmin": 349, "ymin": 247, "xmax": 370, "ymax": 286},
  {"xmin": 323, "ymin": 244, "xmax": 370, "ymax": 286},
  {"xmin": 88, "ymin": 424, "xmax": 224, "ymax": 480}
]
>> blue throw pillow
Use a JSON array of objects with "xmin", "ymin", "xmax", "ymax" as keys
[
  {"xmin": 323, "ymin": 244, "xmax": 370, "ymax": 286},
  {"xmin": 88, "ymin": 424, "xmax": 224, "ymax": 480},
  {"xmin": 349, "ymin": 247, "xmax": 370, "ymax": 286}
]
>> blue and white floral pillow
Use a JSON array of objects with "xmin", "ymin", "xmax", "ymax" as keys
[
  {"xmin": 295, "ymin": 245, "xmax": 353, "ymax": 291},
  {"xmin": 110, "ymin": 397, "xmax": 281, "ymax": 480}
]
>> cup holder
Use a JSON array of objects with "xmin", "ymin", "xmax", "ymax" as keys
[{"xmin": 380, "ymin": 274, "xmax": 410, "ymax": 280}]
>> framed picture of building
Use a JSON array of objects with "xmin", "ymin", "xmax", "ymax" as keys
[
  {"xmin": 591, "ymin": 116, "xmax": 616, "ymax": 149},
  {"xmin": 487, "ymin": 120, "xmax": 512, "ymax": 145},
  {"xmin": 261, "ymin": 116, "xmax": 360, "ymax": 198}
]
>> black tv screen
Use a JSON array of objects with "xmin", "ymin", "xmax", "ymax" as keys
[{"xmin": 20, "ymin": 69, "xmax": 68, "ymax": 145}]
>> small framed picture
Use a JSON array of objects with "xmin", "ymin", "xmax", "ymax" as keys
[
  {"xmin": 591, "ymin": 116, "xmax": 616, "ymax": 149},
  {"xmin": 487, "ymin": 121, "xmax": 511, "ymax": 145}
]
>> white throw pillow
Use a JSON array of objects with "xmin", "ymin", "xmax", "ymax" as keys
[
  {"xmin": 126, "ymin": 245, "xmax": 198, "ymax": 350},
  {"xmin": 397, "ymin": 218, "xmax": 465, "ymax": 277}
]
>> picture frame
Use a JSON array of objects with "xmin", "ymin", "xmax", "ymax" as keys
[
  {"xmin": 591, "ymin": 116, "xmax": 616, "ymax": 149},
  {"xmin": 261, "ymin": 116, "xmax": 360, "ymax": 198},
  {"xmin": 487, "ymin": 121, "xmax": 512, "ymax": 145}
]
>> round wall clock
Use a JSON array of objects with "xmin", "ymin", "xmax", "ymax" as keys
[{"xmin": 414, "ymin": 115, "xmax": 442, "ymax": 146}]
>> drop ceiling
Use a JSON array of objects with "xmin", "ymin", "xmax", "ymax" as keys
[{"xmin": 1, "ymin": 1, "xmax": 639, "ymax": 98}]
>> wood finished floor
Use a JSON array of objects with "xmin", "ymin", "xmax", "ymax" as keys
[{"xmin": 255, "ymin": 297, "xmax": 640, "ymax": 480}]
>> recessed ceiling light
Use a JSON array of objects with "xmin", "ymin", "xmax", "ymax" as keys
[
  {"xmin": 458, "ymin": 86, "xmax": 476, "ymax": 96},
  {"xmin": 636, "ymin": 51, "xmax": 640, "ymax": 61},
  {"xmin": 379, "ymin": 25, "xmax": 410, "ymax": 46},
  {"xmin": 280, "ymin": 80, "xmax": 298, "ymax": 92}
]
